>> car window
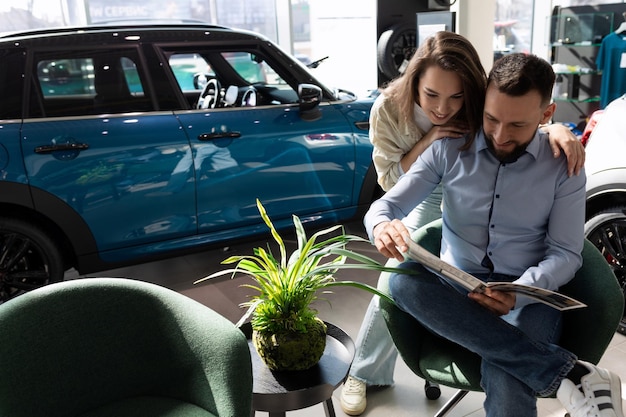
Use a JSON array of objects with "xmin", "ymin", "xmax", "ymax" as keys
[
  {"xmin": 223, "ymin": 52, "xmax": 268, "ymax": 84},
  {"xmin": 29, "ymin": 50, "xmax": 151, "ymax": 118},
  {"xmin": 169, "ymin": 53, "xmax": 214, "ymax": 92},
  {"xmin": 165, "ymin": 48, "xmax": 299, "ymax": 110},
  {"xmin": 0, "ymin": 48, "xmax": 26, "ymax": 119}
]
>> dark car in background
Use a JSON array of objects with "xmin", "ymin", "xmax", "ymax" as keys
[
  {"xmin": 0, "ymin": 24, "xmax": 379, "ymax": 302},
  {"xmin": 583, "ymin": 94, "xmax": 626, "ymax": 333}
]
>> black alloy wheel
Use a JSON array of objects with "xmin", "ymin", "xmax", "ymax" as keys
[
  {"xmin": 377, "ymin": 22, "xmax": 417, "ymax": 80},
  {"xmin": 584, "ymin": 206, "xmax": 626, "ymax": 334},
  {"xmin": 0, "ymin": 219, "xmax": 65, "ymax": 303}
]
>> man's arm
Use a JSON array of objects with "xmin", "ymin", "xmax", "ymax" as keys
[
  {"xmin": 513, "ymin": 169, "xmax": 586, "ymax": 308},
  {"xmin": 364, "ymin": 142, "xmax": 442, "ymax": 245}
]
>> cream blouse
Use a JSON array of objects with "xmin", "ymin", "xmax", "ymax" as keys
[{"xmin": 369, "ymin": 93, "xmax": 433, "ymax": 191}]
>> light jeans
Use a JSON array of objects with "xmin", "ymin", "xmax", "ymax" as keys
[
  {"xmin": 389, "ymin": 263, "xmax": 577, "ymax": 417},
  {"xmin": 349, "ymin": 186, "xmax": 442, "ymax": 386}
]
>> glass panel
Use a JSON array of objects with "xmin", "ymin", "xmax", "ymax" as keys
[
  {"xmin": 494, "ymin": 0, "xmax": 534, "ymax": 61},
  {"xmin": 550, "ymin": 12, "xmax": 614, "ymax": 45}
]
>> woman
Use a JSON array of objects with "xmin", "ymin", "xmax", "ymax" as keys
[{"xmin": 340, "ymin": 31, "xmax": 584, "ymax": 416}]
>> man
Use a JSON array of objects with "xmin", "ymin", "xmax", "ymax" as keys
[{"xmin": 364, "ymin": 53, "xmax": 624, "ymax": 417}]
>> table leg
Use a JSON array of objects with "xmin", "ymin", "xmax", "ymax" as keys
[{"xmin": 323, "ymin": 398, "xmax": 336, "ymax": 417}]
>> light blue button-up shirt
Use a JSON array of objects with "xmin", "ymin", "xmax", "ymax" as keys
[{"xmin": 364, "ymin": 129, "xmax": 586, "ymax": 307}]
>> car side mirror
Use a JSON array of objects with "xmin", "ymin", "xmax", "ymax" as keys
[{"xmin": 298, "ymin": 83, "xmax": 322, "ymax": 121}]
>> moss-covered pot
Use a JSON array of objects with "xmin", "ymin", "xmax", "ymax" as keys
[{"xmin": 252, "ymin": 318, "xmax": 327, "ymax": 371}]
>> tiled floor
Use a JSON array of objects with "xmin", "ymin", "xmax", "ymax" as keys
[{"xmin": 68, "ymin": 221, "xmax": 626, "ymax": 417}]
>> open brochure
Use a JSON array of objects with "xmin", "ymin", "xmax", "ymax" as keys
[{"xmin": 402, "ymin": 236, "xmax": 586, "ymax": 311}]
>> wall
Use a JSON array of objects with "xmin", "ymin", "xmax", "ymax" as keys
[
  {"xmin": 308, "ymin": 0, "xmax": 378, "ymax": 97},
  {"xmin": 451, "ymin": 0, "xmax": 496, "ymax": 73}
]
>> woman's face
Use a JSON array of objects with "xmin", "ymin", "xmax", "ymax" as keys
[{"xmin": 417, "ymin": 65, "xmax": 464, "ymax": 125}]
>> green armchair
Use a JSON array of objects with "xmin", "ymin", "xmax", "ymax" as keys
[
  {"xmin": 0, "ymin": 277, "xmax": 252, "ymax": 417},
  {"xmin": 378, "ymin": 218, "xmax": 624, "ymax": 416}
]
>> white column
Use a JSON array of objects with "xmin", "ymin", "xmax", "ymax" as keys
[
  {"xmin": 451, "ymin": 0, "xmax": 496, "ymax": 73},
  {"xmin": 275, "ymin": 0, "xmax": 293, "ymax": 54},
  {"xmin": 531, "ymin": 0, "xmax": 553, "ymax": 60}
]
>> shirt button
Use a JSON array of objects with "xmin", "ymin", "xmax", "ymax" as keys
[
  {"xmin": 490, "ymin": 224, "xmax": 495, "ymax": 228},
  {"xmin": 488, "ymin": 251, "xmax": 493, "ymax": 256},
  {"xmin": 495, "ymin": 194, "xmax": 500, "ymax": 198}
]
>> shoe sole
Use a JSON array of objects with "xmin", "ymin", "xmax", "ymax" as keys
[{"xmin": 340, "ymin": 398, "xmax": 366, "ymax": 416}]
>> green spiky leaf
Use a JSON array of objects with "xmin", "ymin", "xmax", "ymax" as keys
[{"xmin": 194, "ymin": 199, "xmax": 414, "ymax": 333}]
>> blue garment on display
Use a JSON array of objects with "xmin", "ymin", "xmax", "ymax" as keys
[{"xmin": 596, "ymin": 31, "xmax": 626, "ymax": 109}]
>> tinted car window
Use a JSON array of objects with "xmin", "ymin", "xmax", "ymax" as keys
[
  {"xmin": 29, "ymin": 49, "xmax": 151, "ymax": 118},
  {"xmin": 0, "ymin": 48, "xmax": 25, "ymax": 120}
]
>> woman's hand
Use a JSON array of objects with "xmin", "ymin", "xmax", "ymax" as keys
[
  {"xmin": 421, "ymin": 120, "xmax": 469, "ymax": 147},
  {"xmin": 401, "ymin": 121, "xmax": 469, "ymax": 173},
  {"xmin": 542, "ymin": 123, "xmax": 585, "ymax": 176}
]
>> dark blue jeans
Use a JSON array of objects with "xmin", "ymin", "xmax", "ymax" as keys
[{"xmin": 389, "ymin": 261, "xmax": 577, "ymax": 417}]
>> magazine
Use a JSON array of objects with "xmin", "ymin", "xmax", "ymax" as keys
[{"xmin": 402, "ymin": 236, "xmax": 586, "ymax": 311}]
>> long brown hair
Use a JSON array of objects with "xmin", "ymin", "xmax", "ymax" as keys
[{"xmin": 383, "ymin": 31, "xmax": 487, "ymax": 149}]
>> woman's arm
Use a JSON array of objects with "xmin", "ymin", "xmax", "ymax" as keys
[
  {"xmin": 541, "ymin": 123, "xmax": 585, "ymax": 176},
  {"xmin": 399, "ymin": 122, "xmax": 467, "ymax": 173}
]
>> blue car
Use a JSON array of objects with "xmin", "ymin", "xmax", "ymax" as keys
[{"xmin": 0, "ymin": 24, "xmax": 379, "ymax": 301}]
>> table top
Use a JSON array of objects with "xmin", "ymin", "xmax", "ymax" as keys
[{"xmin": 241, "ymin": 321, "xmax": 355, "ymax": 413}]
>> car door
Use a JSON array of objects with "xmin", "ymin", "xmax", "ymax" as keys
[
  {"xmin": 168, "ymin": 48, "xmax": 358, "ymax": 237},
  {"xmin": 20, "ymin": 48, "xmax": 197, "ymax": 260}
]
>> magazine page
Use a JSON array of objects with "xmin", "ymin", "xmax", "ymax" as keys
[
  {"xmin": 485, "ymin": 282, "xmax": 586, "ymax": 311},
  {"xmin": 402, "ymin": 236, "xmax": 586, "ymax": 311}
]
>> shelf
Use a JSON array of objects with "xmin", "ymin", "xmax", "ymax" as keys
[
  {"xmin": 550, "ymin": 42, "xmax": 603, "ymax": 47},
  {"xmin": 553, "ymin": 96, "xmax": 600, "ymax": 103},
  {"xmin": 554, "ymin": 71, "xmax": 602, "ymax": 75}
]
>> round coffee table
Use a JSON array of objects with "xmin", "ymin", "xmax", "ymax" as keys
[{"xmin": 241, "ymin": 322, "xmax": 355, "ymax": 417}]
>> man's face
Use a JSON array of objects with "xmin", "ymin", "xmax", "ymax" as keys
[{"xmin": 483, "ymin": 84, "xmax": 555, "ymax": 162}]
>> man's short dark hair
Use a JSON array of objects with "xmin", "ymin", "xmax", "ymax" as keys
[{"xmin": 488, "ymin": 53, "xmax": 555, "ymax": 105}]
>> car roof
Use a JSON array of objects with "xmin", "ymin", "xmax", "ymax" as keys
[{"xmin": 0, "ymin": 23, "xmax": 266, "ymax": 45}]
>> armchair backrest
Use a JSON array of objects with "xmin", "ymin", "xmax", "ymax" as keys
[{"xmin": 0, "ymin": 278, "xmax": 252, "ymax": 417}]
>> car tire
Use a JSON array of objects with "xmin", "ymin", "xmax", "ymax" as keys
[
  {"xmin": 377, "ymin": 22, "xmax": 417, "ymax": 80},
  {"xmin": 0, "ymin": 218, "xmax": 65, "ymax": 303},
  {"xmin": 584, "ymin": 206, "xmax": 626, "ymax": 334}
]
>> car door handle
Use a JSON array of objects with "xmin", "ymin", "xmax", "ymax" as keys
[
  {"xmin": 34, "ymin": 142, "xmax": 89, "ymax": 154},
  {"xmin": 354, "ymin": 121, "xmax": 369, "ymax": 131},
  {"xmin": 197, "ymin": 131, "xmax": 241, "ymax": 141}
]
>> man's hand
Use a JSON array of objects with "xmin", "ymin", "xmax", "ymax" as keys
[
  {"xmin": 373, "ymin": 219, "xmax": 411, "ymax": 261},
  {"xmin": 468, "ymin": 288, "xmax": 516, "ymax": 315}
]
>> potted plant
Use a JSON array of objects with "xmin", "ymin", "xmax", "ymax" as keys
[{"xmin": 195, "ymin": 199, "xmax": 406, "ymax": 371}]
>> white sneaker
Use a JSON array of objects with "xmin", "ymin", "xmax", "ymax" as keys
[
  {"xmin": 557, "ymin": 361, "xmax": 625, "ymax": 417},
  {"xmin": 340, "ymin": 376, "xmax": 366, "ymax": 415}
]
